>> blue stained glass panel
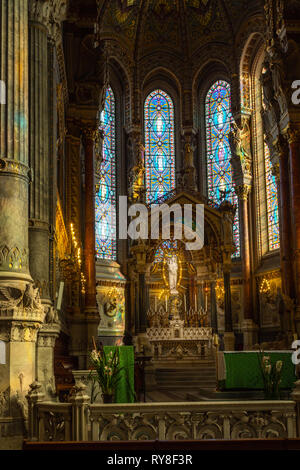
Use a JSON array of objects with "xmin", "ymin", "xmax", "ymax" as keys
[
  {"xmin": 95, "ymin": 86, "xmax": 117, "ymax": 260},
  {"xmin": 264, "ymin": 142, "xmax": 280, "ymax": 251},
  {"xmin": 205, "ymin": 80, "xmax": 240, "ymax": 257},
  {"xmin": 144, "ymin": 89, "xmax": 176, "ymax": 204}
]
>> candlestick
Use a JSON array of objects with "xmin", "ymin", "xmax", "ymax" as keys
[
  {"xmin": 184, "ymin": 294, "xmax": 186, "ymax": 312},
  {"xmin": 165, "ymin": 295, "xmax": 168, "ymax": 312},
  {"xmin": 205, "ymin": 291, "xmax": 208, "ymax": 311},
  {"xmin": 195, "ymin": 293, "xmax": 197, "ymax": 310},
  {"xmin": 155, "ymin": 295, "xmax": 157, "ymax": 312}
]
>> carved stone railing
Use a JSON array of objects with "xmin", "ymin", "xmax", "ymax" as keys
[
  {"xmin": 35, "ymin": 403, "xmax": 72, "ymax": 442},
  {"xmin": 88, "ymin": 401, "xmax": 296, "ymax": 441},
  {"xmin": 27, "ymin": 388, "xmax": 297, "ymax": 442}
]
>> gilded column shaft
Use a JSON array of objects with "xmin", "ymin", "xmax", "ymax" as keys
[
  {"xmin": 28, "ymin": 15, "xmax": 50, "ymax": 300},
  {"xmin": 0, "ymin": 0, "xmax": 30, "ymax": 280},
  {"xmin": 287, "ymin": 128, "xmax": 300, "ymax": 315},
  {"xmin": 278, "ymin": 143, "xmax": 294, "ymax": 298},
  {"xmin": 0, "ymin": 0, "xmax": 29, "ymax": 164},
  {"xmin": 236, "ymin": 185, "xmax": 252, "ymax": 320},
  {"xmin": 82, "ymin": 129, "xmax": 97, "ymax": 313}
]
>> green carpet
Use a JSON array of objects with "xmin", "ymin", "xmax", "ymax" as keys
[{"xmin": 223, "ymin": 352, "xmax": 297, "ymax": 390}]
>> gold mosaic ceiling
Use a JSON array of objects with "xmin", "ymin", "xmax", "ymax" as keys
[{"xmin": 98, "ymin": 0, "xmax": 263, "ymax": 59}]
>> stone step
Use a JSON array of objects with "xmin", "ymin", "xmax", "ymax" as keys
[
  {"xmin": 156, "ymin": 376, "xmax": 216, "ymax": 382},
  {"xmin": 158, "ymin": 383, "xmax": 216, "ymax": 391},
  {"xmin": 154, "ymin": 364, "xmax": 217, "ymax": 392}
]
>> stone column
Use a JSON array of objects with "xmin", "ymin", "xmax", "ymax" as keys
[
  {"xmin": 139, "ymin": 273, "xmax": 147, "ymax": 333},
  {"xmin": 223, "ymin": 269, "xmax": 235, "ymax": 350},
  {"xmin": 275, "ymin": 136, "xmax": 295, "ymax": 299},
  {"xmin": 236, "ymin": 185, "xmax": 258, "ymax": 348},
  {"xmin": 28, "ymin": 5, "xmax": 51, "ymax": 304},
  {"xmin": 210, "ymin": 280, "xmax": 218, "ymax": 332},
  {"xmin": 82, "ymin": 127, "xmax": 100, "ymax": 348},
  {"xmin": 286, "ymin": 126, "xmax": 300, "ymax": 333},
  {"xmin": 36, "ymin": 322, "xmax": 60, "ymax": 399},
  {"xmin": 0, "ymin": 0, "xmax": 30, "ymax": 284},
  {"xmin": 131, "ymin": 244, "xmax": 149, "ymax": 351},
  {"xmin": 0, "ymin": 2, "xmax": 47, "ymax": 433},
  {"xmin": 220, "ymin": 203, "xmax": 235, "ymax": 350}
]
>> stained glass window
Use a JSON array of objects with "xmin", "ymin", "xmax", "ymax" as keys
[
  {"xmin": 95, "ymin": 86, "xmax": 117, "ymax": 260},
  {"xmin": 205, "ymin": 80, "xmax": 240, "ymax": 257},
  {"xmin": 264, "ymin": 142, "xmax": 280, "ymax": 250},
  {"xmin": 144, "ymin": 89, "xmax": 176, "ymax": 204},
  {"xmin": 154, "ymin": 240, "xmax": 178, "ymax": 263}
]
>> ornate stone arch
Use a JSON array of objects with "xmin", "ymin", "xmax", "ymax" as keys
[
  {"xmin": 193, "ymin": 60, "xmax": 231, "ymax": 196},
  {"xmin": 142, "ymin": 68, "xmax": 182, "ymax": 176}
]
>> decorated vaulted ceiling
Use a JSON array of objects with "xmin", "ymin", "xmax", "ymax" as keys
[{"xmin": 97, "ymin": 0, "xmax": 263, "ymax": 61}]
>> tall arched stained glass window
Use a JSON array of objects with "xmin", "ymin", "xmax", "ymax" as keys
[
  {"xmin": 95, "ymin": 86, "xmax": 117, "ymax": 260},
  {"xmin": 144, "ymin": 89, "xmax": 176, "ymax": 204},
  {"xmin": 264, "ymin": 142, "xmax": 279, "ymax": 250},
  {"xmin": 205, "ymin": 80, "xmax": 240, "ymax": 257}
]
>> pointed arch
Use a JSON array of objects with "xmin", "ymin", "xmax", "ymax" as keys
[
  {"xmin": 205, "ymin": 80, "xmax": 241, "ymax": 256},
  {"xmin": 144, "ymin": 89, "xmax": 176, "ymax": 204},
  {"xmin": 95, "ymin": 85, "xmax": 117, "ymax": 260}
]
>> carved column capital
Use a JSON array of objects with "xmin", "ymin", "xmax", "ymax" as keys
[
  {"xmin": 271, "ymin": 162, "xmax": 280, "ymax": 183},
  {"xmin": 29, "ymin": 0, "xmax": 67, "ymax": 42},
  {"xmin": 81, "ymin": 127, "xmax": 99, "ymax": 144},
  {"xmin": 235, "ymin": 184, "xmax": 251, "ymax": 201},
  {"xmin": 285, "ymin": 125, "xmax": 300, "ymax": 145}
]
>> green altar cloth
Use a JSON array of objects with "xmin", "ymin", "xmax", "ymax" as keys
[
  {"xmin": 222, "ymin": 351, "xmax": 296, "ymax": 390},
  {"xmin": 103, "ymin": 346, "xmax": 135, "ymax": 403}
]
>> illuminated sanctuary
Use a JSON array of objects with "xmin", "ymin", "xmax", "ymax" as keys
[{"xmin": 1, "ymin": 0, "xmax": 300, "ymax": 450}]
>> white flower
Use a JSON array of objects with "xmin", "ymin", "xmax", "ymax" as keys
[
  {"xmin": 265, "ymin": 364, "xmax": 272, "ymax": 375},
  {"xmin": 91, "ymin": 350, "xmax": 99, "ymax": 362},
  {"xmin": 263, "ymin": 356, "xmax": 270, "ymax": 364}
]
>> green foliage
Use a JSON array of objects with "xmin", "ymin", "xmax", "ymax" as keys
[
  {"xmin": 258, "ymin": 350, "xmax": 283, "ymax": 399},
  {"xmin": 89, "ymin": 346, "xmax": 123, "ymax": 396}
]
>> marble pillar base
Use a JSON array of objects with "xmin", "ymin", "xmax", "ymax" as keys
[
  {"xmin": 133, "ymin": 333, "xmax": 152, "ymax": 354},
  {"xmin": 37, "ymin": 322, "xmax": 60, "ymax": 400},
  {"xmin": 29, "ymin": 222, "xmax": 50, "ymax": 300},
  {"xmin": 242, "ymin": 319, "xmax": 259, "ymax": 350},
  {"xmin": 223, "ymin": 332, "xmax": 235, "ymax": 351}
]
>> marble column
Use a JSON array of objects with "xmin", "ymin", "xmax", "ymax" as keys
[
  {"xmin": 276, "ymin": 136, "xmax": 295, "ymax": 299},
  {"xmin": 36, "ymin": 323, "xmax": 60, "ymax": 399},
  {"xmin": 210, "ymin": 280, "xmax": 218, "ymax": 332},
  {"xmin": 0, "ymin": 0, "xmax": 30, "ymax": 284},
  {"xmin": 286, "ymin": 126, "xmax": 300, "ymax": 332},
  {"xmin": 236, "ymin": 185, "xmax": 258, "ymax": 348},
  {"xmin": 0, "ymin": 0, "xmax": 45, "ymax": 429},
  {"xmin": 139, "ymin": 273, "xmax": 147, "ymax": 333},
  {"xmin": 223, "ymin": 269, "xmax": 235, "ymax": 350},
  {"xmin": 28, "ymin": 8, "xmax": 51, "ymax": 304},
  {"xmin": 82, "ymin": 127, "xmax": 100, "ymax": 350}
]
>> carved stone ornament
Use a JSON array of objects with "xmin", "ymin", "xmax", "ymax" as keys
[
  {"xmin": 0, "ymin": 282, "xmax": 45, "ymax": 341},
  {"xmin": 229, "ymin": 119, "xmax": 252, "ymax": 188},
  {"xmin": 29, "ymin": 0, "xmax": 67, "ymax": 43},
  {"xmin": 235, "ymin": 184, "xmax": 251, "ymax": 201}
]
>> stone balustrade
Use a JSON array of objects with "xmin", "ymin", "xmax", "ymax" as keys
[{"xmin": 26, "ymin": 382, "xmax": 298, "ymax": 442}]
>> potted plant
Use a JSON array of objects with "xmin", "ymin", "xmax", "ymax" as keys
[
  {"xmin": 259, "ymin": 353, "xmax": 283, "ymax": 399},
  {"xmin": 89, "ymin": 341, "xmax": 123, "ymax": 403}
]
